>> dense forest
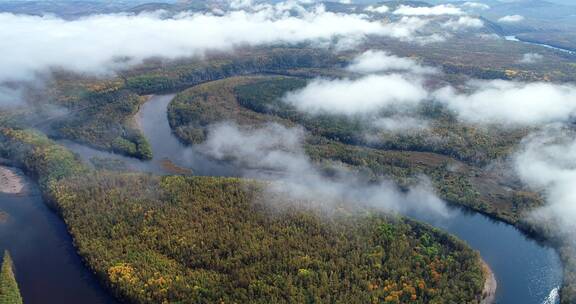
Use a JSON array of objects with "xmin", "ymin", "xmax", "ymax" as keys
[
  {"xmin": 167, "ymin": 76, "xmax": 542, "ymax": 225},
  {"xmin": 166, "ymin": 75, "xmax": 576, "ymax": 303},
  {"xmin": 233, "ymin": 77, "xmax": 528, "ymax": 166},
  {"xmin": 0, "ymin": 127, "xmax": 487, "ymax": 303},
  {"xmin": 6, "ymin": 47, "xmax": 339, "ymax": 161},
  {"xmin": 11, "ymin": 41, "xmax": 564, "ymax": 164},
  {"xmin": 52, "ymin": 173, "xmax": 485, "ymax": 304},
  {"xmin": 0, "ymin": 128, "xmax": 86, "ymax": 188},
  {"xmin": 0, "ymin": 37, "xmax": 574, "ymax": 303},
  {"xmin": 0, "ymin": 251, "xmax": 23, "ymax": 304}
]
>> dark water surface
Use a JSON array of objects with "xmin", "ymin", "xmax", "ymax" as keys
[
  {"xmin": 409, "ymin": 209, "xmax": 561, "ymax": 304},
  {"xmin": 58, "ymin": 95, "xmax": 564, "ymax": 303},
  {"xmin": 139, "ymin": 95, "xmax": 564, "ymax": 304},
  {"xmin": 505, "ymin": 35, "xmax": 576, "ymax": 55},
  {"xmin": 0, "ymin": 170, "xmax": 118, "ymax": 304},
  {"xmin": 62, "ymin": 95, "xmax": 238, "ymax": 177}
]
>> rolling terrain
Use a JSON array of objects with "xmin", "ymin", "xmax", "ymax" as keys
[{"xmin": 1, "ymin": 1, "xmax": 576, "ymax": 303}]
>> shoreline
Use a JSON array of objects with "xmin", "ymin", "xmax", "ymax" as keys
[
  {"xmin": 0, "ymin": 166, "xmax": 24, "ymax": 194},
  {"xmin": 130, "ymin": 94, "xmax": 153, "ymax": 132},
  {"xmin": 480, "ymin": 259, "xmax": 497, "ymax": 304}
]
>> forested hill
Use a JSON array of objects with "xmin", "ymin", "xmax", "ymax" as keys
[
  {"xmin": 53, "ymin": 173, "xmax": 485, "ymax": 303},
  {"xmin": 0, "ymin": 128, "xmax": 486, "ymax": 303}
]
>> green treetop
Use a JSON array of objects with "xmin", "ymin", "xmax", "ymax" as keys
[{"xmin": 0, "ymin": 251, "xmax": 23, "ymax": 304}]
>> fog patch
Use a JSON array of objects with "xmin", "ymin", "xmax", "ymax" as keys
[
  {"xmin": 0, "ymin": 86, "xmax": 24, "ymax": 108},
  {"xmin": 442, "ymin": 16, "xmax": 483, "ymax": 31},
  {"xmin": 514, "ymin": 126, "xmax": 576, "ymax": 242},
  {"xmin": 0, "ymin": 3, "xmax": 440, "ymax": 84},
  {"xmin": 519, "ymin": 53, "xmax": 543, "ymax": 64},
  {"xmin": 346, "ymin": 50, "xmax": 437, "ymax": 74},
  {"xmin": 364, "ymin": 5, "xmax": 389, "ymax": 14},
  {"xmin": 373, "ymin": 116, "xmax": 430, "ymax": 133},
  {"xmin": 461, "ymin": 2, "xmax": 490, "ymax": 10},
  {"xmin": 498, "ymin": 15, "xmax": 525, "ymax": 23},
  {"xmin": 198, "ymin": 122, "xmax": 452, "ymax": 217},
  {"xmin": 476, "ymin": 33, "xmax": 500, "ymax": 40},
  {"xmin": 434, "ymin": 80, "xmax": 576, "ymax": 125},
  {"xmin": 393, "ymin": 4, "xmax": 465, "ymax": 16},
  {"xmin": 283, "ymin": 74, "xmax": 428, "ymax": 115}
]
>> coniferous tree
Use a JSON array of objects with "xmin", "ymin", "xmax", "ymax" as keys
[{"xmin": 0, "ymin": 250, "xmax": 23, "ymax": 304}]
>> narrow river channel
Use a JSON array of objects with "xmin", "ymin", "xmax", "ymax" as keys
[
  {"xmin": 504, "ymin": 35, "xmax": 576, "ymax": 55},
  {"xmin": 136, "ymin": 95, "xmax": 563, "ymax": 304},
  {"xmin": 53, "ymin": 94, "xmax": 565, "ymax": 303},
  {"xmin": 0, "ymin": 168, "xmax": 118, "ymax": 304}
]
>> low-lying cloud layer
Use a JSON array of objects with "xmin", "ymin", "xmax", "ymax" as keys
[
  {"xmin": 284, "ymin": 50, "xmax": 576, "ymax": 127},
  {"xmin": 364, "ymin": 5, "xmax": 389, "ymax": 14},
  {"xmin": 519, "ymin": 53, "xmax": 543, "ymax": 64},
  {"xmin": 346, "ymin": 50, "xmax": 437, "ymax": 74},
  {"xmin": 442, "ymin": 16, "xmax": 483, "ymax": 30},
  {"xmin": 498, "ymin": 14, "xmax": 525, "ymax": 23},
  {"xmin": 0, "ymin": 3, "xmax": 439, "ymax": 85},
  {"xmin": 514, "ymin": 126, "xmax": 576, "ymax": 241},
  {"xmin": 461, "ymin": 2, "xmax": 490, "ymax": 10},
  {"xmin": 435, "ymin": 80, "xmax": 576, "ymax": 125},
  {"xmin": 0, "ymin": 86, "xmax": 22, "ymax": 108},
  {"xmin": 283, "ymin": 74, "xmax": 427, "ymax": 115},
  {"xmin": 199, "ymin": 122, "xmax": 451, "ymax": 216},
  {"xmin": 393, "ymin": 4, "xmax": 465, "ymax": 16}
]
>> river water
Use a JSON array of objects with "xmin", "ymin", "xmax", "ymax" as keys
[
  {"xmin": 134, "ymin": 95, "xmax": 562, "ymax": 304},
  {"xmin": 504, "ymin": 35, "xmax": 576, "ymax": 55},
  {"xmin": 18, "ymin": 94, "xmax": 564, "ymax": 303},
  {"xmin": 409, "ymin": 210, "xmax": 561, "ymax": 304},
  {"xmin": 0, "ymin": 169, "xmax": 118, "ymax": 304}
]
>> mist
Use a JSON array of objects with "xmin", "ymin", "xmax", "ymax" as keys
[
  {"xmin": 0, "ymin": 3, "xmax": 438, "ymax": 84},
  {"xmin": 393, "ymin": 4, "xmax": 465, "ymax": 16},
  {"xmin": 283, "ymin": 74, "xmax": 427, "ymax": 115},
  {"xmin": 346, "ymin": 49, "xmax": 437, "ymax": 74},
  {"xmin": 498, "ymin": 15, "xmax": 525, "ymax": 23},
  {"xmin": 514, "ymin": 126, "xmax": 576, "ymax": 243},
  {"xmin": 198, "ymin": 122, "xmax": 452, "ymax": 217},
  {"xmin": 519, "ymin": 53, "xmax": 544, "ymax": 64},
  {"xmin": 435, "ymin": 80, "xmax": 576, "ymax": 125},
  {"xmin": 0, "ymin": 86, "xmax": 23, "ymax": 108}
]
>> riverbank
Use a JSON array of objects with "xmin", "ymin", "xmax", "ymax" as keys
[
  {"xmin": 0, "ymin": 166, "xmax": 24, "ymax": 194},
  {"xmin": 481, "ymin": 259, "xmax": 497, "ymax": 304},
  {"xmin": 140, "ymin": 93, "xmax": 562, "ymax": 303},
  {"xmin": 504, "ymin": 35, "xmax": 576, "ymax": 55},
  {"xmin": 0, "ymin": 167, "xmax": 118, "ymax": 303}
]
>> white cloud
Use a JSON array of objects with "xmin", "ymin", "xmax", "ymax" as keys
[
  {"xmin": 373, "ymin": 116, "xmax": 429, "ymax": 133},
  {"xmin": 199, "ymin": 122, "xmax": 451, "ymax": 217},
  {"xmin": 462, "ymin": 2, "xmax": 490, "ymax": 10},
  {"xmin": 0, "ymin": 86, "xmax": 23, "ymax": 108},
  {"xmin": 283, "ymin": 74, "xmax": 428, "ymax": 115},
  {"xmin": 442, "ymin": 16, "xmax": 483, "ymax": 30},
  {"xmin": 498, "ymin": 15, "xmax": 525, "ymax": 23},
  {"xmin": 514, "ymin": 127, "xmax": 576, "ymax": 239},
  {"xmin": 476, "ymin": 33, "xmax": 500, "ymax": 40},
  {"xmin": 393, "ymin": 4, "xmax": 465, "ymax": 16},
  {"xmin": 364, "ymin": 5, "xmax": 389, "ymax": 14},
  {"xmin": 519, "ymin": 53, "xmax": 543, "ymax": 64},
  {"xmin": 435, "ymin": 80, "xmax": 576, "ymax": 125},
  {"xmin": 0, "ymin": 5, "xmax": 434, "ymax": 84},
  {"xmin": 346, "ymin": 50, "xmax": 437, "ymax": 74},
  {"xmin": 229, "ymin": 0, "xmax": 254, "ymax": 9}
]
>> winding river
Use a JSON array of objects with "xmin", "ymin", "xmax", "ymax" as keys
[
  {"xmin": 6, "ymin": 94, "xmax": 564, "ymax": 303},
  {"xmin": 133, "ymin": 95, "xmax": 563, "ymax": 304},
  {"xmin": 504, "ymin": 35, "xmax": 576, "ymax": 55},
  {"xmin": 0, "ymin": 169, "xmax": 118, "ymax": 304}
]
